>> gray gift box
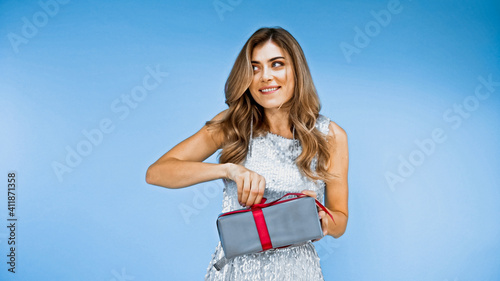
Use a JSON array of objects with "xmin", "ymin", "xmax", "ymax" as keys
[{"xmin": 216, "ymin": 196, "xmax": 324, "ymax": 262}]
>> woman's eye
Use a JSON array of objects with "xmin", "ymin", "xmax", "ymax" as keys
[
  {"xmin": 272, "ymin": 61, "xmax": 284, "ymax": 68},
  {"xmin": 252, "ymin": 65, "xmax": 259, "ymax": 71}
]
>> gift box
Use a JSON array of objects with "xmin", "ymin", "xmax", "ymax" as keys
[{"xmin": 214, "ymin": 193, "xmax": 334, "ymax": 270}]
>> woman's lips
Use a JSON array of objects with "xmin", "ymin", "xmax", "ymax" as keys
[{"xmin": 259, "ymin": 86, "xmax": 281, "ymax": 94}]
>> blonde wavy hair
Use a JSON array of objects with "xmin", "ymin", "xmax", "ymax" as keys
[{"xmin": 207, "ymin": 27, "xmax": 334, "ymax": 181}]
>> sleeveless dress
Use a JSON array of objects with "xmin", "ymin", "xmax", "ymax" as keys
[{"xmin": 205, "ymin": 114, "xmax": 331, "ymax": 281}]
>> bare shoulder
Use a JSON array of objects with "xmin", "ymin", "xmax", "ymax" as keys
[
  {"xmin": 210, "ymin": 109, "xmax": 228, "ymax": 122},
  {"xmin": 326, "ymin": 120, "xmax": 349, "ymax": 176},
  {"xmin": 205, "ymin": 109, "xmax": 229, "ymax": 148},
  {"xmin": 327, "ymin": 120, "xmax": 348, "ymax": 144}
]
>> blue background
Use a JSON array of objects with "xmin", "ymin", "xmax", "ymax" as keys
[{"xmin": 1, "ymin": 0, "xmax": 499, "ymax": 280}]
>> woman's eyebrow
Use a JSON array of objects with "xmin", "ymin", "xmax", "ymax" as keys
[{"xmin": 251, "ymin": 56, "xmax": 286, "ymax": 64}]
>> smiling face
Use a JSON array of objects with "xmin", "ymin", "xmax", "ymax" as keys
[{"xmin": 248, "ymin": 40, "xmax": 295, "ymax": 112}]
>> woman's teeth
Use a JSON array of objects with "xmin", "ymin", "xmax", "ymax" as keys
[{"xmin": 261, "ymin": 87, "xmax": 279, "ymax": 93}]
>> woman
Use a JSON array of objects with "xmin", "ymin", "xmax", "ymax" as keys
[{"xmin": 146, "ymin": 27, "xmax": 349, "ymax": 280}]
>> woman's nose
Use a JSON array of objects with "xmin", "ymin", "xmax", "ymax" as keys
[{"xmin": 260, "ymin": 67, "xmax": 272, "ymax": 81}]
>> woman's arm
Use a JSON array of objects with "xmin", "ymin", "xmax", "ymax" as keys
[
  {"xmin": 304, "ymin": 121, "xmax": 349, "ymax": 239},
  {"xmin": 145, "ymin": 110, "xmax": 230, "ymax": 188},
  {"xmin": 146, "ymin": 110, "xmax": 267, "ymax": 206},
  {"xmin": 324, "ymin": 121, "xmax": 349, "ymax": 238}
]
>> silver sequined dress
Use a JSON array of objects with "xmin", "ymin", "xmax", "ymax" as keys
[{"xmin": 205, "ymin": 115, "xmax": 331, "ymax": 281}]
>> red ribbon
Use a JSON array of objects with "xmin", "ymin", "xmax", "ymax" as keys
[
  {"xmin": 251, "ymin": 207, "xmax": 273, "ymax": 250},
  {"xmin": 219, "ymin": 193, "xmax": 335, "ymax": 223},
  {"xmin": 218, "ymin": 193, "xmax": 336, "ymax": 251}
]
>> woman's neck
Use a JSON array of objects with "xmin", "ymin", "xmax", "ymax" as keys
[{"xmin": 264, "ymin": 108, "xmax": 292, "ymax": 138}]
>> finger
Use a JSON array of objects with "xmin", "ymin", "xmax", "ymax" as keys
[
  {"xmin": 248, "ymin": 176, "xmax": 265, "ymax": 206},
  {"xmin": 301, "ymin": 189, "xmax": 317, "ymax": 199},
  {"xmin": 254, "ymin": 177, "xmax": 266, "ymax": 204},
  {"xmin": 236, "ymin": 177, "xmax": 244, "ymax": 204},
  {"xmin": 246, "ymin": 178, "xmax": 259, "ymax": 206},
  {"xmin": 241, "ymin": 172, "xmax": 251, "ymax": 206},
  {"xmin": 319, "ymin": 211, "xmax": 328, "ymax": 236}
]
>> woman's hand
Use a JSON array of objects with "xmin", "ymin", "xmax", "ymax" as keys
[
  {"xmin": 226, "ymin": 163, "xmax": 266, "ymax": 207},
  {"xmin": 302, "ymin": 190, "xmax": 329, "ymax": 240}
]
